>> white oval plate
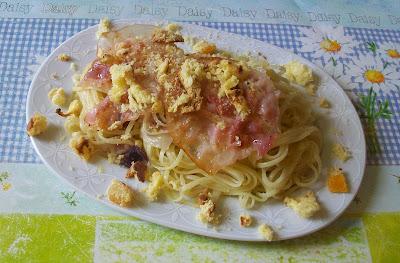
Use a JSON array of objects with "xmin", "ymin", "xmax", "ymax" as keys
[{"xmin": 26, "ymin": 20, "xmax": 366, "ymax": 241}]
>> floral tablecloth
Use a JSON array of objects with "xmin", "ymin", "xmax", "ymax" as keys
[{"xmin": 1, "ymin": 0, "xmax": 399, "ymax": 262}]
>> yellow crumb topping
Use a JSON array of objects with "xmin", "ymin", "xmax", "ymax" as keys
[
  {"xmin": 319, "ymin": 97, "xmax": 331, "ymax": 108},
  {"xmin": 168, "ymin": 58, "xmax": 204, "ymax": 113},
  {"xmin": 107, "ymin": 179, "xmax": 134, "ymax": 207},
  {"xmin": 197, "ymin": 199, "xmax": 220, "ymax": 225},
  {"xmin": 332, "ymin": 143, "xmax": 351, "ymax": 162},
  {"xmin": 67, "ymin": 100, "xmax": 82, "ymax": 116},
  {"xmin": 283, "ymin": 60, "xmax": 314, "ymax": 86},
  {"xmin": 284, "ymin": 191, "xmax": 320, "ymax": 218},
  {"xmin": 212, "ymin": 60, "xmax": 249, "ymax": 118},
  {"xmin": 157, "ymin": 59, "xmax": 169, "ymax": 80},
  {"xmin": 109, "ymin": 64, "xmax": 134, "ymax": 103},
  {"xmin": 64, "ymin": 115, "xmax": 80, "ymax": 134},
  {"xmin": 127, "ymin": 82, "xmax": 155, "ymax": 112},
  {"xmin": 96, "ymin": 18, "xmax": 111, "ymax": 39},
  {"xmin": 180, "ymin": 58, "xmax": 205, "ymax": 88},
  {"xmin": 165, "ymin": 23, "xmax": 181, "ymax": 32},
  {"xmin": 69, "ymin": 132, "xmax": 94, "ymax": 161},
  {"xmin": 145, "ymin": 171, "xmax": 164, "ymax": 201},
  {"xmin": 327, "ymin": 168, "xmax": 349, "ymax": 193},
  {"xmin": 48, "ymin": 87, "xmax": 67, "ymax": 106},
  {"xmin": 240, "ymin": 215, "xmax": 253, "ymax": 227},
  {"xmin": 258, "ymin": 224, "xmax": 274, "ymax": 241},
  {"xmin": 27, "ymin": 113, "xmax": 47, "ymax": 136},
  {"xmin": 193, "ymin": 40, "xmax": 216, "ymax": 54},
  {"xmin": 58, "ymin": 53, "xmax": 71, "ymax": 62}
]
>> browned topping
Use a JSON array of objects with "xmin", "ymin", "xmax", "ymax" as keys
[
  {"xmin": 240, "ymin": 215, "xmax": 253, "ymax": 227},
  {"xmin": 76, "ymin": 139, "xmax": 90, "ymax": 156},
  {"xmin": 152, "ymin": 28, "xmax": 184, "ymax": 44},
  {"xmin": 197, "ymin": 188, "xmax": 210, "ymax": 205},
  {"xmin": 107, "ymin": 179, "xmax": 135, "ymax": 207},
  {"xmin": 26, "ymin": 113, "xmax": 47, "ymax": 136}
]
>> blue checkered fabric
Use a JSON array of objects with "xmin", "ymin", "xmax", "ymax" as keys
[{"xmin": 0, "ymin": 18, "xmax": 399, "ymax": 165}]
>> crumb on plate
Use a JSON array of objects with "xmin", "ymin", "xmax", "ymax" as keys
[
  {"xmin": 96, "ymin": 18, "xmax": 111, "ymax": 39},
  {"xmin": 197, "ymin": 199, "xmax": 220, "ymax": 225},
  {"xmin": 240, "ymin": 214, "xmax": 253, "ymax": 227},
  {"xmin": 27, "ymin": 113, "xmax": 47, "ymax": 136},
  {"xmin": 258, "ymin": 224, "xmax": 274, "ymax": 241},
  {"xmin": 332, "ymin": 143, "xmax": 351, "ymax": 162},
  {"xmin": 165, "ymin": 23, "xmax": 181, "ymax": 32},
  {"xmin": 283, "ymin": 60, "xmax": 314, "ymax": 86},
  {"xmin": 193, "ymin": 40, "xmax": 216, "ymax": 54},
  {"xmin": 58, "ymin": 53, "xmax": 71, "ymax": 62},
  {"xmin": 70, "ymin": 62, "xmax": 78, "ymax": 71},
  {"xmin": 48, "ymin": 87, "xmax": 67, "ymax": 106},
  {"xmin": 145, "ymin": 171, "xmax": 164, "ymax": 201},
  {"xmin": 327, "ymin": 167, "xmax": 349, "ymax": 193},
  {"xmin": 284, "ymin": 191, "xmax": 320, "ymax": 218},
  {"xmin": 319, "ymin": 97, "xmax": 331, "ymax": 108},
  {"xmin": 107, "ymin": 179, "xmax": 134, "ymax": 207},
  {"xmin": 69, "ymin": 132, "xmax": 94, "ymax": 161}
]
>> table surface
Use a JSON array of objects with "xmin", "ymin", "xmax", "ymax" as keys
[{"xmin": 1, "ymin": 0, "xmax": 399, "ymax": 262}]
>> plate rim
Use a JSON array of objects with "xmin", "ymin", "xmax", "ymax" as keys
[{"xmin": 26, "ymin": 19, "xmax": 367, "ymax": 242}]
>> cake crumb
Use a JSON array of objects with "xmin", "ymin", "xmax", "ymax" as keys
[
  {"xmin": 145, "ymin": 171, "xmax": 164, "ymax": 201},
  {"xmin": 319, "ymin": 97, "xmax": 331, "ymax": 108},
  {"xmin": 193, "ymin": 40, "xmax": 216, "ymax": 54},
  {"xmin": 284, "ymin": 191, "xmax": 320, "ymax": 218},
  {"xmin": 96, "ymin": 18, "xmax": 111, "ymax": 39},
  {"xmin": 165, "ymin": 23, "xmax": 181, "ymax": 32},
  {"xmin": 258, "ymin": 224, "xmax": 274, "ymax": 241},
  {"xmin": 27, "ymin": 113, "xmax": 47, "ymax": 136},
  {"xmin": 197, "ymin": 199, "xmax": 220, "ymax": 225},
  {"xmin": 240, "ymin": 214, "xmax": 253, "ymax": 227},
  {"xmin": 48, "ymin": 87, "xmax": 67, "ymax": 106},
  {"xmin": 58, "ymin": 53, "xmax": 71, "ymax": 62},
  {"xmin": 332, "ymin": 143, "xmax": 351, "ymax": 162},
  {"xmin": 106, "ymin": 179, "xmax": 134, "ymax": 207}
]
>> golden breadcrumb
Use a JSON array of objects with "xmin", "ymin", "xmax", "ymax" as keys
[
  {"xmin": 240, "ymin": 215, "xmax": 253, "ymax": 227},
  {"xmin": 145, "ymin": 171, "xmax": 164, "ymax": 201},
  {"xmin": 258, "ymin": 224, "xmax": 274, "ymax": 241},
  {"xmin": 284, "ymin": 191, "xmax": 320, "ymax": 218},
  {"xmin": 58, "ymin": 53, "xmax": 71, "ymax": 62},
  {"xmin": 332, "ymin": 143, "xmax": 351, "ymax": 162},
  {"xmin": 69, "ymin": 132, "xmax": 94, "ymax": 161},
  {"xmin": 48, "ymin": 87, "xmax": 67, "ymax": 106},
  {"xmin": 319, "ymin": 97, "xmax": 331, "ymax": 108},
  {"xmin": 27, "ymin": 113, "xmax": 47, "ymax": 136},
  {"xmin": 107, "ymin": 179, "xmax": 134, "ymax": 207},
  {"xmin": 193, "ymin": 40, "xmax": 216, "ymax": 54},
  {"xmin": 212, "ymin": 60, "xmax": 249, "ymax": 118},
  {"xmin": 64, "ymin": 115, "xmax": 80, "ymax": 134},
  {"xmin": 283, "ymin": 60, "xmax": 314, "ymax": 86},
  {"xmin": 197, "ymin": 199, "xmax": 220, "ymax": 225},
  {"xmin": 96, "ymin": 18, "xmax": 111, "ymax": 39}
]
